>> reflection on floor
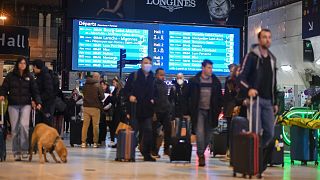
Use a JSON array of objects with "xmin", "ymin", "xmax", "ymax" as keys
[{"xmin": 1, "ymin": 134, "xmax": 320, "ymax": 180}]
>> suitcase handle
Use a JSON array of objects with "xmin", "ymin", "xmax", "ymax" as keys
[
  {"xmin": 128, "ymin": 102, "xmax": 136, "ymax": 126},
  {"xmin": 31, "ymin": 108, "xmax": 36, "ymax": 127},
  {"xmin": 248, "ymin": 96, "xmax": 259, "ymax": 133},
  {"xmin": 0, "ymin": 101, "xmax": 4, "ymax": 126}
]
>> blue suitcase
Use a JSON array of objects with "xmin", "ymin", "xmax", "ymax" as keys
[
  {"xmin": 290, "ymin": 125, "xmax": 318, "ymax": 166},
  {"xmin": 115, "ymin": 129, "xmax": 136, "ymax": 162}
]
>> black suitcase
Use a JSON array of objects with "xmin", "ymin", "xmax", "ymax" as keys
[
  {"xmin": 170, "ymin": 117, "xmax": 192, "ymax": 163},
  {"xmin": 233, "ymin": 97, "xmax": 263, "ymax": 179},
  {"xmin": 70, "ymin": 105, "xmax": 93, "ymax": 147},
  {"xmin": 210, "ymin": 119, "xmax": 228, "ymax": 157},
  {"xmin": 290, "ymin": 125, "xmax": 318, "ymax": 166},
  {"xmin": 0, "ymin": 102, "xmax": 6, "ymax": 162},
  {"xmin": 230, "ymin": 116, "xmax": 248, "ymax": 166},
  {"xmin": 268, "ymin": 124, "xmax": 284, "ymax": 167}
]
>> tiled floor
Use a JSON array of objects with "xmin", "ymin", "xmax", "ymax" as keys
[{"xmin": 1, "ymin": 135, "xmax": 320, "ymax": 180}]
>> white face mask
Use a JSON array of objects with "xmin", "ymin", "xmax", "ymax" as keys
[
  {"xmin": 177, "ymin": 79, "xmax": 184, "ymax": 85},
  {"xmin": 143, "ymin": 64, "xmax": 152, "ymax": 73}
]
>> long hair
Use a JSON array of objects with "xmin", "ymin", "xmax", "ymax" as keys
[
  {"xmin": 13, "ymin": 56, "xmax": 30, "ymax": 76},
  {"xmin": 112, "ymin": 77, "xmax": 123, "ymax": 94}
]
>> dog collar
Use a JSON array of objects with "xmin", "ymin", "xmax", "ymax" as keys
[{"xmin": 50, "ymin": 136, "xmax": 61, "ymax": 153}]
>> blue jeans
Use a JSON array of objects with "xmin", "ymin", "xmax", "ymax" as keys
[
  {"xmin": 251, "ymin": 97, "xmax": 275, "ymax": 148},
  {"xmin": 8, "ymin": 105, "xmax": 32, "ymax": 155},
  {"xmin": 196, "ymin": 109, "xmax": 212, "ymax": 156}
]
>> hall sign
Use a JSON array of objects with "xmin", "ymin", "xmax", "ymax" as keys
[{"xmin": 0, "ymin": 26, "xmax": 29, "ymax": 57}]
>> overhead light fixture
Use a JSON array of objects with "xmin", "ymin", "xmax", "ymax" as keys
[
  {"xmin": 0, "ymin": 16, "xmax": 6, "ymax": 20},
  {"xmin": 281, "ymin": 65, "xmax": 292, "ymax": 71}
]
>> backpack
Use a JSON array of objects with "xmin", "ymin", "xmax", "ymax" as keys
[{"xmin": 49, "ymin": 70, "xmax": 60, "ymax": 96}]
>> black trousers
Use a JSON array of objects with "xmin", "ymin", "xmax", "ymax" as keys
[
  {"xmin": 98, "ymin": 112, "xmax": 107, "ymax": 144},
  {"xmin": 134, "ymin": 117, "xmax": 153, "ymax": 157},
  {"xmin": 152, "ymin": 111, "xmax": 171, "ymax": 153}
]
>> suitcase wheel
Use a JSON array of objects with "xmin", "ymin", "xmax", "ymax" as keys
[
  {"xmin": 315, "ymin": 161, "xmax": 319, "ymax": 166},
  {"xmin": 291, "ymin": 160, "xmax": 294, "ymax": 165},
  {"xmin": 301, "ymin": 161, "xmax": 307, "ymax": 166},
  {"xmin": 257, "ymin": 174, "xmax": 262, "ymax": 179}
]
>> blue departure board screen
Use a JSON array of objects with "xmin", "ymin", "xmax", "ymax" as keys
[{"xmin": 72, "ymin": 19, "xmax": 241, "ymax": 75}]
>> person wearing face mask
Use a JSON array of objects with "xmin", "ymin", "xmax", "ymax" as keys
[
  {"xmin": 184, "ymin": 59, "xmax": 223, "ymax": 167},
  {"xmin": 124, "ymin": 56, "xmax": 156, "ymax": 162},
  {"xmin": 169, "ymin": 73, "xmax": 189, "ymax": 120},
  {"xmin": 152, "ymin": 68, "xmax": 171, "ymax": 157}
]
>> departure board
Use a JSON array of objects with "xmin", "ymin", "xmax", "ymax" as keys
[{"xmin": 72, "ymin": 19, "xmax": 241, "ymax": 75}]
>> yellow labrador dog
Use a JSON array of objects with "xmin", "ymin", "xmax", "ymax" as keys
[{"xmin": 29, "ymin": 123, "xmax": 68, "ymax": 163}]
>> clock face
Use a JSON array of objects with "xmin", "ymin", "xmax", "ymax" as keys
[{"xmin": 207, "ymin": 0, "xmax": 231, "ymax": 19}]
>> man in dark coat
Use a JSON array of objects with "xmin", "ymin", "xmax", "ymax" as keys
[
  {"xmin": 124, "ymin": 56, "xmax": 156, "ymax": 162},
  {"xmin": 152, "ymin": 68, "xmax": 171, "ymax": 157},
  {"xmin": 185, "ymin": 59, "xmax": 223, "ymax": 167},
  {"xmin": 32, "ymin": 59, "xmax": 55, "ymax": 125}
]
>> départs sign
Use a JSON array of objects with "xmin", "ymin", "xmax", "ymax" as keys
[{"xmin": 0, "ymin": 26, "xmax": 29, "ymax": 57}]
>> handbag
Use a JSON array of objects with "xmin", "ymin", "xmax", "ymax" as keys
[
  {"xmin": 55, "ymin": 97, "xmax": 67, "ymax": 113},
  {"xmin": 115, "ymin": 122, "xmax": 132, "ymax": 134}
]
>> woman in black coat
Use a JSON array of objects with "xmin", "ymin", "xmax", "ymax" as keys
[
  {"xmin": 0, "ymin": 57, "xmax": 42, "ymax": 161},
  {"xmin": 110, "ymin": 77, "xmax": 126, "ymax": 147}
]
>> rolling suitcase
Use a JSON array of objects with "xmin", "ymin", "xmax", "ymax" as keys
[
  {"xmin": 115, "ymin": 103, "xmax": 136, "ymax": 162},
  {"xmin": 170, "ymin": 117, "xmax": 192, "ymax": 163},
  {"xmin": 210, "ymin": 119, "xmax": 228, "ymax": 157},
  {"xmin": 0, "ymin": 101, "xmax": 6, "ymax": 162},
  {"xmin": 268, "ymin": 124, "xmax": 284, "ymax": 167},
  {"xmin": 70, "ymin": 105, "xmax": 93, "ymax": 147},
  {"xmin": 290, "ymin": 125, "xmax": 318, "ymax": 166},
  {"xmin": 230, "ymin": 116, "xmax": 249, "ymax": 166},
  {"xmin": 233, "ymin": 97, "xmax": 262, "ymax": 179}
]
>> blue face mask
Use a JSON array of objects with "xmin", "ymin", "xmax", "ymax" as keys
[{"xmin": 143, "ymin": 64, "xmax": 152, "ymax": 73}]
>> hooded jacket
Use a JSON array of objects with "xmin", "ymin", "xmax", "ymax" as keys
[
  {"xmin": 239, "ymin": 44, "xmax": 278, "ymax": 105},
  {"xmin": 83, "ymin": 77, "xmax": 105, "ymax": 109},
  {"xmin": 0, "ymin": 70, "xmax": 42, "ymax": 106},
  {"xmin": 34, "ymin": 66, "xmax": 54, "ymax": 106}
]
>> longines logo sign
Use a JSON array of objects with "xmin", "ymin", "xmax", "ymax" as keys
[{"xmin": 146, "ymin": 0, "xmax": 196, "ymax": 12}]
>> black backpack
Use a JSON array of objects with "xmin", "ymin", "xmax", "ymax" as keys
[{"xmin": 48, "ymin": 70, "xmax": 60, "ymax": 96}]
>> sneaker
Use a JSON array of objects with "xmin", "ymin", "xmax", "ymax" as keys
[
  {"xmin": 21, "ymin": 153, "xmax": 29, "ymax": 160},
  {"xmin": 93, "ymin": 143, "xmax": 98, "ymax": 148},
  {"xmin": 144, "ymin": 155, "xmax": 156, "ymax": 162},
  {"xmin": 111, "ymin": 143, "xmax": 117, "ymax": 148},
  {"xmin": 163, "ymin": 149, "xmax": 171, "ymax": 156},
  {"xmin": 81, "ymin": 143, "xmax": 87, "ymax": 148},
  {"xmin": 108, "ymin": 141, "xmax": 115, "ymax": 147},
  {"xmin": 14, "ymin": 155, "xmax": 21, "ymax": 161},
  {"xmin": 151, "ymin": 151, "xmax": 161, "ymax": 158},
  {"xmin": 198, "ymin": 155, "xmax": 205, "ymax": 167}
]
